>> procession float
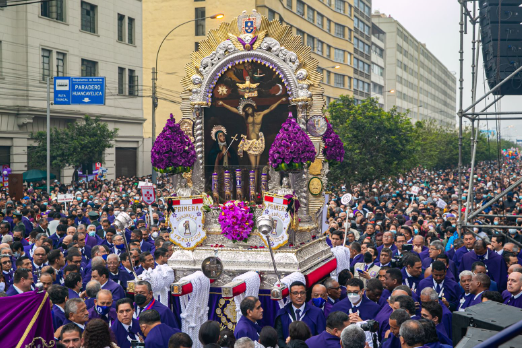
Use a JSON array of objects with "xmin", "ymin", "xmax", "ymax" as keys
[{"xmin": 116, "ymin": 9, "xmax": 346, "ymax": 343}]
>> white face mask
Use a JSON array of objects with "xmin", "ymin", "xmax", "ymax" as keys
[
  {"xmin": 347, "ymin": 293, "xmax": 361, "ymax": 305},
  {"xmin": 151, "ymin": 232, "xmax": 159, "ymax": 239}
]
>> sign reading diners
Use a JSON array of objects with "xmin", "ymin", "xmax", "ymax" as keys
[
  {"xmin": 259, "ymin": 193, "xmax": 291, "ymax": 250},
  {"xmin": 168, "ymin": 196, "xmax": 205, "ymax": 250}
]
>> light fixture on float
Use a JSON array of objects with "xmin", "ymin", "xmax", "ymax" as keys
[
  {"xmin": 257, "ymin": 214, "xmax": 287, "ymax": 300},
  {"xmin": 113, "ymin": 212, "xmax": 139, "ymax": 293}
]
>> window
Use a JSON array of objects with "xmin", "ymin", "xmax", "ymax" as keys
[
  {"xmin": 372, "ymin": 64, "xmax": 384, "ymax": 76},
  {"xmin": 326, "ymin": 44, "xmax": 331, "ymax": 58},
  {"xmin": 348, "ymin": 28, "xmax": 352, "ymax": 41},
  {"xmin": 372, "ymin": 84, "xmax": 383, "ymax": 95},
  {"xmin": 347, "ymin": 77, "xmax": 352, "ymax": 89},
  {"xmin": 334, "ymin": 24, "xmax": 345, "ymax": 38},
  {"xmin": 307, "ymin": 35, "xmax": 315, "ymax": 51},
  {"xmin": 287, "ymin": 0, "xmax": 293, "ymax": 9},
  {"xmin": 316, "ymin": 13, "xmax": 323, "ymax": 28},
  {"xmin": 268, "ymin": 9, "xmax": 275, "ymax": 21},
  {"xmin": 316, "ymin": 40, "xmax": 323, "ymax": 55},
  {"xmin": 128, "ymin": 17, "xmax": 135, "ymax": 44},
  {"xmin": 334, "ymin": 49, "xmax": 345, "ymax": 63},
  {"xmin": 348, "ymin": 4, "xmax": 353, "ymax": 16},
  {"xmin": 56, "ymin": 52, "xmax": 65, "ymax": 77},
  {"xmin": 41, "ymin": 0, "xmax": 64, "ymax": 22},
  {"xmin": 347, "ymin": 52, "xmax": 352, "ymax": 65},
  {"xmin": 297, "ymin": 0, "xmax": 305, "ymax": 16},
  {"xmin": 81, "ymin": 2, "xmax": 96, "ymax": 33},
  {"xmin": 118, "ymin": 67, "xmax": 125, "ymax": 95},
  {"xmin": 307, "ymin": 7, "xmax": 314, "ymax": 22},
  {"xmin": 41, "ymin": 49, "xmax": 51, "ymax": 81},
  {"xmin": 195, "ymin": 8, "xmax": 205, "ymax": 36},
  {"xmin": 128, "ymin": 69, "xmax": 137, "ymax": 96},
  {"xmin": 326, "ymin": 71, "xmax": 331, "ymax": 84},
  {"xmin": 81, "ymin": 59, "xmax": 97, "ymax": 77},
  {"xmin": 327, "ymin": 19, "xmax": 331, "ymax": 33},
  {"xmin": 334, "ymin": 73, "xmax": 345, "ymax": 88},
  {"xmin": 118, "ymin": 14, "xmax": 125, "ymax": 42},
  {"xmin": 372, "ymin": 45, "xmax": 384, "ymax": 58},
  {"xmin": 296, "ymin": 29, "xmax": 304, "ymax": 44},
  {"xmin": 335, "ymin": 0, "xmax": 344, "ymax": 13}
]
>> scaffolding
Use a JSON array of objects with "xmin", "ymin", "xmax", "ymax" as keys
[{"xmin": 457, "ymin": 0, "xmax": 522, "ymax": 244}]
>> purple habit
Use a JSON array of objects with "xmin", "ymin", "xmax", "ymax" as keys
[
  {"xmin": 0, "ymin": 290, "xmax": 55, "ymax": 347},
  {"xmin": 458, "ymin": 249, "xmax": 508, "ymax": 291},
  {"xmin": 502, "ymin": 290, "xmax": 522, "ymax": 309}
]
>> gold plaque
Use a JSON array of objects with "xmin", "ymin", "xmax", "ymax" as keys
[
  {"xmin": 308, "ymin": 177, "xmax": 323, "ymax": 196},
  {"xmin": 308, "ymin": 158, "xmax": 323, "ymax": 175}
]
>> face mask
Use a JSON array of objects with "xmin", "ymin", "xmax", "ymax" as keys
[
  {"xmin": 0, "ymin": 282, "xmax": 4, "ymax": 292},
  {"xmin": 13, "ymin": 252, "xmax": 20, "ymax": 258},
  {"xmin": 509, "ymin": 229, "xmax": 517, "ymax": 235},
  {"xmin": 96, "ymin": 305, "xmax": 110, "ymax": 316},
  {"xmin": 452, "ymin": 224, "xmax": 456, "ymax": 228},
  {"xmin": 151, "ymin": 232, "xmax": 159, "ymax": 239},
  {"xmin": 494, "ymin": 221, "xmax": 499, "ymax": 225},
  {"xmin": 135, "ymin": 294, "xmax": 148, "ymax": 306},
  {"xmin": 347, "ymin": 293, "xmax": 361, "ymax": 305},
  {"xmin": 473, "ymin": 227, "xmax": 479, "ymax": 232},
  {"xmin": 414, "ymin": 229, "xmax": 419, "ymax": 234},
  {"xmin": 102, "ymin": 254, "xmax": 108, "ymax": 261},
  {"xmin": 390, "ymin": 230, "xmax": 396, "ymax": 234},
  {"xmin": 88, "ymin": 231, "xmax": 96, "ymax": 237},
  {"xmin": 13, "ymin": 237, "xmax": 21, "ymax": 242},
  {"xmin": 429, "ymin": 226, "xmax": 435, "ymax": 231},
  {"xmin": 77, "ymin": 197, "xmax": 81, "ymax": 201},
  {"xmin": 153, "ymin": 219, "xmax": 159, "ymax": 224},
  {"xmin": 349, "ymin": 213, "xmax": 354, "ymax": 219},
  {"xmin": 312, "ymin": 297, "xmax": 326, "ymax": 308},
  {"xmin": 116, "ymin": 244, "xmax": 125, "ymax": 250},
  {"xmin": 61, "ymin": 243, "xmax": 69, "ymax": 250}
]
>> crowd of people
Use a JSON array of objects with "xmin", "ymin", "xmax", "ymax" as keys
[{"xmin": 1, "ymin": 161, "xmax": 522, "ymax": 348}]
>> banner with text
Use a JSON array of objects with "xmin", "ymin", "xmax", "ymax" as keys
[
  {"xmin": 260, "ymin": 193, "xmax": 291, "ymax": 250},
  {"xmin": 169, "ymin": 196, "xmax": 205, "ymax": 250}
]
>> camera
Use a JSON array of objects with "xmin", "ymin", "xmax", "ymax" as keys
[
  {"xmin": 360, "ymin": 319, "xmax": 379, "ymax": 332},
  {"xmin": 402, "ymin": 244, "xmax": 413, "ymax": 252},
  {"xmin": 131, "ymin": 341, "xmax": 145, "ymax": 348}
]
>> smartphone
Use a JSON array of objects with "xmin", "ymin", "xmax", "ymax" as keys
[{"xmin": 357, "ymin": 269, "xmax": 364, "ymax": 273}]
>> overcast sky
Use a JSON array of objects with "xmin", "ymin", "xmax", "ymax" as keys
[{"xmin": 372, "ymin": 0, "xmax": 522, "ymax": 142}]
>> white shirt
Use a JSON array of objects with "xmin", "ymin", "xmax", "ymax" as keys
[
  {"xmin": 291, "ymin": 303, "xmax": 306, "ymax": 321},
  {"xmin": 474, "ymin": 291, "xmax": 485, "ymax": 301},
  {"xmin": 13, "ymin": 284, "xmax": 24, "ymax": 294},
  {"xmin": 496, "ymin": 249, "xmax": 504, "ymax": 255}
]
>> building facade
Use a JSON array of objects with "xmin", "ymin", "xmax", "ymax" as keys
[
  {"xmin": 143, "ymin": 0, "xmax": 355, "ymax": 142},
  {"xmin": 352, "ymin": 0, "xmax": 372, "ymax": 104},
  {"xmin": 0, "ymin": 0, "xmax": 146, "ymax": 180},
  {"xmin": 372, "ymin": 12, "xmax": 457, "ymax": 127},
  {"xmin": 370, "ymin": 23, "xmax": 386, "ymax": 109}
]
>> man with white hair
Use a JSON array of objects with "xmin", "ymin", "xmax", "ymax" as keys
[
  {"xmin": 235, "ymin": 337, "xmax": 255, "ymax": 348},
  {"xmin": 458, "ymin": 270, "xmax": 473, "ymax": 311},
  {"xmin": 340, "ymin": 325, "xmax": 366, "ymax": 348}
]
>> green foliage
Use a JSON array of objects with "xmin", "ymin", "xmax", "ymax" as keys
[
  {"xmin": 327, "ymin": 96, "xmax": 418, "ymax": 188},
  {"xmin": 29, "ymin": 115, "xmax": 118, "ymax": 171},
  {"xmin": 326, "ymin": 96, "xmax": 519, "ymax": 188}
]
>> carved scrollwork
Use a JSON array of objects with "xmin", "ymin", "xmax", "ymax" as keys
[
  {"xmin": 258, "ymin": 38, "xmax": 300, "ymax": 72},
  {"xmin": 199, "ymin": 41, "xmax": 237, "ymax": 76}
]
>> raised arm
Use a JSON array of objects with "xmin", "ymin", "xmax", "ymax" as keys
[
  {"xmin": 259, "ymin": 97, "xmax": 286, "ymax": 116},
  {"xmin": 218, "ymin": 101, "xmax": 243, "ymax": 116}
]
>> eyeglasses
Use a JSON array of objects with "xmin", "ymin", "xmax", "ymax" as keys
[
  {"xmin": 1, "ymin": 260, "xmax": 11, "ymax": 265},
  {"xmin": 291, "ymin": 291, "xmax": 306, "ymax": 296}
]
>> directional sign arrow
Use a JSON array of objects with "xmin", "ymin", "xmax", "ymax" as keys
[{"xmin": 82, "ymin": 98, "xmax": 91, "ymax": 103}]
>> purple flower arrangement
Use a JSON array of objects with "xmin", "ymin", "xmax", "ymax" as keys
[
  {"xmin": 151, "ymin": 114, "xmax": 196, "ymax": 174},
  {"xmin": 269, "ymin": 113, "xmax": 316, "ymax": 171},
  {"xmin": 322, "ymin": 122, "xmax": 345, "ymax": 165},
  {"xmin": 218, "ymin": 201, "xmax": 255, "ymax": 242}
]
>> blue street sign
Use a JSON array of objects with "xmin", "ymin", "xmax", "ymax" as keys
[{"xmin": 53, "ymin": 77, "xmax": 105, "ymax": 105}]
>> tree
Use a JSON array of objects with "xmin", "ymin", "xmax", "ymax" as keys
[
  {"xmin": 327, "ymin": 96, "xmax": 418, "ymax": 188},
  {"xmin": 29, "ymin": 115, "xmax": 118, "ymax": 177}
]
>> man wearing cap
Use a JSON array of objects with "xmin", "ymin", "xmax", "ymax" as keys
[{"xmin": 13, "ymin": 212, "xmax": 26, "ymax": 237}]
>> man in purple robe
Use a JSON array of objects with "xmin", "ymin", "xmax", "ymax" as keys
[
  {"xmin": 467, "ymin": 273, "xmax": 491, "ymax": 308},
  {"xmin": 325, "ymin": 278, "xmax": 342, "ymax": 305},
  {"xmin": 307, "ymin": 283, "xmax": 334, "ymax": 318},
  {"xmin": 503, "ymin": 271, "xmax": 522, "ymax": 308},
  {"xmin": 6, "ymin": 268, "xmax": 33, "ymax": 296},
  {"xmin": 1, "ymin": 254, "xmax": 13, "ymax": 289},
  {"xmin": 112, "ymin": 298, "xmax": 143, "ymax": 348},
  {"xmin": 306, "ymin": 311, "xmax": 350, "ymax": 348},
  {"xmin": 133, "ymin": 280, "xmax": 178, "ymax": 329},
  {"xmin": 417, "ymin": 261, "xmax": 460, "ymax": 311},
  {"xmin": 234, "ymin": 296, "xmax": 263, "ymax": 341},
  {"xmin": 382, "ymin": 309, "xmax": 410, "ymax": 348},
  {"xmin": 87, "ymin": 289, "xmax": 118, "ymax": 326},
  {"xmin": 452, "ymin": 232, "xmax": 476, "ymax": 268},
  {"xmin": 401, "ymin": 255, "xmax": 423, "ymax": 293},
  {"xmin": 275, "ymin": 281, "xmax": 326, "ymax": 348},
  {"xmin": 330, "ymin": 278, "xmax": 380, "ymax": 320},
  {"xmin": 49, "ymin": 284, "xmax": 69, "ymax": 330},
  {"xmin": 62, "ymin": 298, "xmax": 90, "ymax": 333},
  {"xmin": 459, "ymin": 239, "xmax": 508, "ymax": 291},
  {"xmin": 91, "ymin": 265, "xmax": 125, "ymax": 303},
  {"xmin": 139, "ymin": 309, "xmax": 180, "ymax": 348},
  {"xmin": 64, "ymin": 272, "xmax": 82, "ymax": 299}
]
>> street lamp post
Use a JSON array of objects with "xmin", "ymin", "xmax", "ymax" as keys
[{"xmin": 151, "ymin": 13, "xmax": 224, "ymax": 184}]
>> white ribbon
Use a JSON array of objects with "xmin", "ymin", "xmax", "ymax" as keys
[
  {"xmin": 330, "ymin": 246, "xmax": 351, "ymax": 281},
  {"xmin": 233, "ymin": 271, "xmax": 260, "ymax": 322},
  {"xmin": 179, "ymin": 271, "xmax": 210, "ymax": 348},
  {"xmin": 138, "ymin": 265, "xmax": 175, "ymax": 307},
  {"xmin": 277, "ymin": 272, "xmax": 306, "ymax": 309}
]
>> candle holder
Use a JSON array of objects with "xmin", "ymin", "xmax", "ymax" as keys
[
  {"xmin": 212, "ymin": 172, "xmax": 219, "ymax": 205},
  {"xmin": 224, "ymin": 170, "xmax": 231, "ymax": 200},
  {"xmin": 236, "ymin": 169, "xmax": 242, "ymax": 201},
  {"xmin": 249, "ymin": 170, "xmax": 256, "ymax": 203}
]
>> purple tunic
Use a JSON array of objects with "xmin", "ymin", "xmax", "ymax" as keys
[
  {"xmin": 111, "ymin": 318, "xmax": 143, "ymax": 348},
  {"xmin": 88, "ymin": 306, "xmax": 118, "ymax": 326},
  {"xmin": 502, "ymin": 290, "xmax": 522, "ymax": 309},
  {"xmin": 306, "ymin": 331, "xmax": 342, "ymax": 348},
  {"xmin": 307, "ymin": 299, "xmax": 333, "ymax": 318},
  {"xmin": 101, "ymin": 278, "xmax": 126, "ymax": 303},
  {"xmin": 330, "ymin": 295, "xmax": 381, "ymax": 320},
  {"xmin": 458, "ymin": 249, "xmax": 508, "ymax": 291},
  {"xmin": 452, "ymin": 246, "xmax": 471, "ymax": 268},
  {"xmin": 52, "ymin": 304, "xmax": 67, "ymax": 330},
  {"xmin": 144, "ymin": 323, "xmax": 180, "ymax": 348},
  {"xmin": 417, "ymin": 275, "xmax": 460, "ymax": 310},
  {"xmin": 234, "ymin": 315, "xmax": 262, "ymax": 341},
  {"xmin": 135, "ymin": 299, "xmax": 179, "ymax": 330},
  {"xmin": 375, "ymin": 304, "xmax": 393, "ymax": 340},
  {"xmin": 275, "ymin": 302, "xmax": 326, "ymax": 346}
]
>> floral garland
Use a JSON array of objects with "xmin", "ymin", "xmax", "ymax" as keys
[
  {"xmin": 151, "ymin": 114, "xmax": 196, "ymax": 174},
  {"xmin": 322, "ymin": 122, "xmax": 345, "ymax": 165},
  {"xmin": 269, "ymin": 113, "xmax": 316, "ymax": 171},
  {"xmin": 218, "ymin": 201, "xmax": 256, "ymax": 242}
]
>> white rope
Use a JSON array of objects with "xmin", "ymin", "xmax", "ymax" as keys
[
  {"xmin": 277, "ymin": 272, "xmax": 306, "ymax": 309},
  {"xmin": 233, "ymin": 271, "xmax": 260, "ymax": 321},
  {"xmin": 139, "ymin": 265, "xmax": 175, "ymax": 307},
  {"xmin": 179, "ymin": 271, "xmax": 210, "ymax": 348},
  {"xmin": 330, "ymin": 246, "xmax": 351, "ymax": 281}
]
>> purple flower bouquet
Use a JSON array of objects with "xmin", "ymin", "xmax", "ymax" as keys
[
  {"xmin": 218, "ymin": 201, "xmax": 255, "ymax": 242},
  {"xmin": 151, "ymin": 114, "xmax": 196, "ymax": 174},
  {"xmin": 322, "ymin": 122, "xmax": 345, "ymax": 165},
  {"xmin": 269, "ymin": 113, "xmax": 316, "ymax": 171}
]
